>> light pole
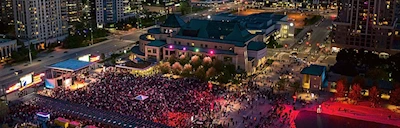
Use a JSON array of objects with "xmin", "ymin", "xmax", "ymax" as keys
[
  {"xmin": 28, "ymin": 43, "xmax": 33, "ymax": 64},
  {"xmin": 0, "ymin": 85, "xmax": 7, "ymax": 102},
  {"xmin": 90, "ymin": 27, "xmax": 93, "ymax": 45}
]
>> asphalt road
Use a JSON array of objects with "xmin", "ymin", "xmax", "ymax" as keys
[{"xmin": 293, "ymin": 18, "xmax": 332, "ymax": 54}]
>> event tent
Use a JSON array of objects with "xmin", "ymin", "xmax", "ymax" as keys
[{"xmin": 135, "ymin": 95, "xmax": 149, "ymax": 100}]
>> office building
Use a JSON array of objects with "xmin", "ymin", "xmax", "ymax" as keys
[
  {"xmin": 13, "ymin": 0, "xmax": 68, "ymax": 48},
  {"xmin": 331, "ymin": 0, "xmax": 398, "ymax": 53},
  {"xmin": 0, "ymin": 0, "xmax": 13, "ymax": 25},
  {"xmin": 62, "ymin": 0, "xmax": 83, "ymax": 23},
  {"xmin": 95, "ymin": 0, "xmax": 129, "ymax": 28}
]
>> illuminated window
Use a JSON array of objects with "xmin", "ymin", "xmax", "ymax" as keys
[
  {"xmin": 395, "ymin": 31, "xmax": 399, "ymax": 35},
  {"xmin": 388, "ymin": 32, "xmax": 392, "ymax": 36},
  {"xmin": 191, "ymin": 43, "xmax": 194, "ymax": 46}
]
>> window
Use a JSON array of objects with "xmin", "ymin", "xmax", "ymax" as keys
[
  {"xmin": 224, "ymin": 56, "xmax": 232, "ymax": 62},
  {"xmin": 147, "ymin": 49, "xmax": 151, "ymax": 53},
  {"xmin": 200, "ymin": 44, "xmax": 203, "ymax": 47},
  {"xmin": 187, "ymin": 43, "xmax": 189, "ymax": 46},
  {"xmin": 174, "ymin": 41, "xmax": 177, "ymax": 44},
  {"xmin": 191, "ymin": 43, "xmax": 194, "ymax": 46},
  {"xmin": 153, "ymin": 49, "xmax": 156, "ymax": 53},
  {"xmin": 205, "ymin": 45, "xmax": 208, "ymax": 48},
  {"xmin": 214, "ymin": 46, "xmax": 217, "ymax": 48},
  {"xmin": 170, "ymin": 51, "xmax": 176, "ymax": 55},
  {"xmin": 165, "ymin": 50, "xmax": 169, "ymax": 55}
]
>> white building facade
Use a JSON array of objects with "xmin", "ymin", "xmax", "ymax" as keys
[
  {"xmin": 13, "ymin": 0, "xmax": 68, "ymax": 48},
  {"xmin": 0, "ymin": 35, "xmax": 17, "ymax": 61}
]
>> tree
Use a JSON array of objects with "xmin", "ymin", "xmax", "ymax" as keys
[
  {"xmin": 366, "ymin": 68, "xmax": 387, "ymax": 81},
  {"xmin": 190, "ymin": 55, "xmax": 202, "ymax": 69},
  {"xmin": 62, "ymin": 34, "xmax": 85, "ymax": 48},
  {"xmin": 352, "ymin": 75, "xmax": 366, "ymax": 89},
  {"xmin": 178, "ymin": 55, "xmax": 189, "ymax": 65},
  {"xmin": 277, "ymin": 79, "xmax": 287, "ymax": 90},
  {"xmin": 335, "ymin": 79, "xmax": 346, "ymax": 98},
  {"xmin": 212, "ymin": 59, "xmax": 224, "ymax": 72},
  {"xmin": 172, "ymin": 62, "xmax": 183, "ymax": 75},
  {"xmin": 206, "ymin": 67, "xmax": 217, "ymax": 79},
  {"xmin": 181, "ymin": 64, "xmax": 192, "ymax": 77},
  {"xmin": 369, "ymin": 86, "xmax": 379, "ymax": 107},
  {"xmin": 194, "ymin": 66, "xmax": 206, "ymax": 80},
  {"xmin": 389, "ymin": 88, "xmax": 400, "ymax": 106},
  {"xmin": 179, "ymin": 1, "xmax": 191, "ymax": 15},
  {"xmin": 160, "ymin": 62, "xmax": 171, "ymax": 74},
  {"xmin": 168, "ymin": 54, "xmax": 178, "ymax": 64},
  {"xmin": 349, "ymin": 84, "xmax": 362, "ymax": 102},
  {"xmin": 0, "ymin": 101, "xmax": 9, "ymax": 121},
  {"xmin": 267, "ymin": 35, "xmax": 280, "ymax": 48},
  {"xmin": 203, "ymin": 57, "xmax": 212, "ymax": 65},
  {"xmin": 292, "ymin": 81, "xmax": 301, "ymax": 92}
]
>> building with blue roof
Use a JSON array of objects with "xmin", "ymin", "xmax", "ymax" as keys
[
  {"xmin": 300, "ymin": 64, "xmax": 327, "ymax": 90},
  {"xmin": 134, "ymin": 14, "xmax": 272, "ymax": 73},
  {"xmin": 46, "ymin": 59, "xmax": 95, "ymax": 88},
  {"xmin": 48, "ymin": 59, "xmax": 93, "ymax": 72}
]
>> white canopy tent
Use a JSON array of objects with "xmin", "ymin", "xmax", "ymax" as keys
[{"xmin": 135, "ymin": 95, "xmax": 149, "ymax": 101}]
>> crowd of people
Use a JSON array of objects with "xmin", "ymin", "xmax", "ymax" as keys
[
  {"xmin": 45, "ymin": 71, "xmax": 220, "ymax": 127},
  {"xmin": 4, "ymin": 57, "xmax": 310, "ymax": 128},
  {"xmin": 6, "ymin": 98, "xmax": 117, "ymax": 128}
]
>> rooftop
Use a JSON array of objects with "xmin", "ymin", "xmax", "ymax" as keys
[
  {"xmin": 147, "ymin": 40, "xmax": 167, "ymax": 47},
  {"xmin": 176, "ymin": 19, "xmax": 255, "ymax": 46},
  {"xmin": 0, "ymin": 38, "xmax": 12, "ymax": 44},
  {"xmin": 139, "ymin": 34, "xmax": 155, "ymax": 41},
  {"xmin": 161, "ymin": 14, "xmax": 186, "ymax": 28},
  {"xmin": 174, "ymin": 35, "xmax": 247, "ymax": 47},
  {"xmin": 300, "ymin": 64, "xmax": 326, "ymax": 76},
  {"xmin": 214, "ymin": 12, "xmax": 287, "ymax": 30},
  {"xmin": 247, "ymin": 41, "xmax": 267, "ymax": 51},
  {"xmin": 48, "ymin": 59, "xmax": 93, "ymax": 71},
  {"xmin": 164, "ymin": 44, "xmax": 237, "ymax": 55},
  {"xmin": 148, "ymin": 28, "xmax": 162, "ymax": 34},
  {"xmin": 131, "ymin": 46, "xmax": 145, "ymax": 56}
]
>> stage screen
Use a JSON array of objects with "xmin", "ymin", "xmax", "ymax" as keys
[
  {"xmin": 78, "ymin": 54, "xmax": 91, "ymax": 62},
  {"xmin": 20, "ymin": 73, "xmax": 33, "ymax": 86}
]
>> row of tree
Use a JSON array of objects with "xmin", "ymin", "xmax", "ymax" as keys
[
  {"xmin": 159, "ymin": 55, "xmax": 238, "ymax": 84},
  {"xmin": 62, "ymin": 22, "xmax": 108, "ymax": 48},
  {"xmin": 11, "ymin": 43, "xmax": 38, "ymax": 62},
  {"xmin": 335, "ymin": 77, "xmax": 400, "ymax": 106}
]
